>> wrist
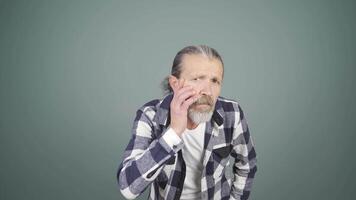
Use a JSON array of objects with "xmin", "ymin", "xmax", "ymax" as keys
[
  {"xmin": 170, "ymin": 125, "xmax": 184, "ymax": 136},
  {"xmin": 162, "ymin": 128, "xmax": 183, "ymax": 150}
]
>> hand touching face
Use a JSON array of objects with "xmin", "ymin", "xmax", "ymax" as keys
[
  {"xmin": 178, "ymin": 54, "xmax": 223, "ymax": 114},
  {"xmin": 168, "ymin": 77, "xmax": 201, "ymax": 135},
  {"xmin": 168, "ymin": 54, "xmax": 224, "ymax": 131}
]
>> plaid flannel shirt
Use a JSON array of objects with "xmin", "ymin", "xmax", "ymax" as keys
[{"xmin": 117, "ymin": 93, "xmax": 257, "ymax": 200}]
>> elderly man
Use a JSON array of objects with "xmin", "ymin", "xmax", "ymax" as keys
[{"xmin": 117, "ymin": 45, "xmax": 257, "ymax": 200}]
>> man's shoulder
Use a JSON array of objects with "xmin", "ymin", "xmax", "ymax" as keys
[
  {"xmin": 135, "ymin": 95, "xmax": 171, "ymax": 123},
  {"xmin": 217, "ymin": 96, "xmax": 242, "ymax": 113},
  {"xmin": 217, "ymin": 96, "xmax": 250, "ymax": 125},
  {"xmin": 141, "ymin": 93, "xmax": 171, "ymax": 109},
  {"xmin": 141, "ymin": 98, "xmax": 162, "ymax": 108},
  {"xmin": 137, "ymin": 98, "xmax": 162, "ymax": 114},
  {"xmin": 218, "ymin": 96, "xmax": 239, "ymax": 104},
  {"xmin": 133, "ymin": 94, "xmax": 174, "ymax": 127}
]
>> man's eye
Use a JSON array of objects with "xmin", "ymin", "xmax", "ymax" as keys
[
  {"xmin": 192, "ymin": 77, "xmax": 200, "ymax": 81},
  {"xmin": 212, "ymin": 79, "xmax": 221, "ymax": 85}
]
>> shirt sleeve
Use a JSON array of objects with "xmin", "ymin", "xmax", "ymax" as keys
[
  {"xmin": 117, "ymin": 108, "xmax": 183, "ymax": 199},
  {"xmin": 230, "ymin": 104, "xmax": 257, "ymax": 200},
  {"xmin": 162, "ymin": 127, "xmax": 183, "ymax": 148}
]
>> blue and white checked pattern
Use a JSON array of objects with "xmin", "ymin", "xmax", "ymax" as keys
[{"xmin": 117, "ymin": 93, "xmax": 257, "ymax": 200}]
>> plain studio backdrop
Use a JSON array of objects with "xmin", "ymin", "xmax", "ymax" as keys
[{"xmin": 1, "ymin": 1, "xmax": 355, "ymax": 199}]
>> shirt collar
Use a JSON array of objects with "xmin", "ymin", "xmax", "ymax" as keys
[{"xmin": 155, "ymin": 93, "xmax": 224, "ymax": 127}]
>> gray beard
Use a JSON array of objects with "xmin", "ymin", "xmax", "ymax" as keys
[{"xmin": 188, "ymin": 109, "xmax": 214, "ymax": 124}]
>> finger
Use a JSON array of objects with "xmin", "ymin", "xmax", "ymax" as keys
[
  {"xmin": 174, "ymin": 85, "xmax": 194, "ymax": 98},
  {"xmin": 171, "ymin": 85, "xmax": 192, "ymax": 107},
  {"xmin": 176, "ymin": 88, "xmax": 196, "ymax": 105},
  {"xmin": 171, "ymin": 88, "xmax": 195, "ymax": 109},
  {"xmin": 171, "ymin": 78, "xmax": 185, "ymax": 93},
  {"xmin": 182, "ymin": 94, "xmax": 201, "ymax": 110}
]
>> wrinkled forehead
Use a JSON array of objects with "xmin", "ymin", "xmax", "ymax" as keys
[{"xmin": 180, "ymin": 54, "xmax": 224, "ymax": 77}]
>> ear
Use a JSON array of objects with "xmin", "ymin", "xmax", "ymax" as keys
[{"xmin": 168, "ymin": 75, "xmax": 178, "ymax": 92}]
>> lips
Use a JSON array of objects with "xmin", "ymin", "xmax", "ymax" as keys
[
  {"xmin": 192, "ymin": 102, "xmax": 211, "ymax": 109},
  {"xmin": 189, "ymin": 95, "xmax": 214, "ymax": 112},
  {"xmin": 194, "ymin": 96, "xmax": 213, "ymax": 106},
  {"xmin": 192, "ymin": 101, "xmax": 212, "ymax": 111},
  {"xmin": 195, "ymin": 103, "xmax": 210, "ymax": 106}
]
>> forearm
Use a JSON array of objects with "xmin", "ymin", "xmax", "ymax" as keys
[
  {"xmin": 118, "ymin": 128, "xmax": 183, "ymax": 199},
  {"xmin": 230, "ymin": 159, "xmax": 257, "ymax": 200},
  {"xmin": 230, "ymin": 104, "xmax": 257, "ymax": 200}
]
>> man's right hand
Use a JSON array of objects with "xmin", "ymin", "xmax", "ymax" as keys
[{"xmin": 169, "ymin": 77, "xmax": 200, "ymax": 136}]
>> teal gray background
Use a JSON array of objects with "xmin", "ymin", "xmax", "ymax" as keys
[{"xmin": 1, "ymin": 0, "xmax": 355, "ymax": 199}]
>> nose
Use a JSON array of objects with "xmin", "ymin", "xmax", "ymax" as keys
[{"xmin": 198, "ymin": 80, "xmax": 213, "ymax": 96}]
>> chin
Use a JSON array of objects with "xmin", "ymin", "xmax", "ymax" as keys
[{"xmin": 188, "ymin": 110, "xmax": 214, "ymax": 124}]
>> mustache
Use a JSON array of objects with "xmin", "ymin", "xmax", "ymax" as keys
[{"xmin": 192, "ymin": 95, "xmax": 214, "ymax": 106}]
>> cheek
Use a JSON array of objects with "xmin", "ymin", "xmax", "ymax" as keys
[
  {"xmin": 184, "ymin": 80, "xmax": 196, "ymax": 86},
  {"xmin": 213, "ymin": 85, "xmax": 221, "ymax": 96},
  {"xmin": 184, "ymin": 82, "xmax": 199, "ymax": 91},
  {"xmin": 211, "ymin": 88, "xmax": 220, "ymax": 100}
]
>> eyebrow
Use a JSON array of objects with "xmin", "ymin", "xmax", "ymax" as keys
[{"xmin": 192, "ymin": 74, "xmax": 221, "ymax": 81}]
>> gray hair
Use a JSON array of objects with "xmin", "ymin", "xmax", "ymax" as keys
[{"xmin": 161, "ymin": 45, "xmax": 224, "ymax": 94}]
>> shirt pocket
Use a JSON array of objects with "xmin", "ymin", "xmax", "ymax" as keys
[
  {"xmin": 212, "ymin": 144, "xmax": 232, "ymax": 160},
  {"xmin": 211, "ymin": 145, "xmax": 232, "ymax": 180}
]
